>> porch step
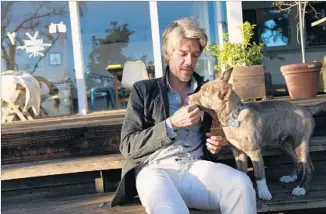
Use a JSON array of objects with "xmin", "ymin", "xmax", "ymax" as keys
[
  {"xmin": 2, "ymin": 158, "xmax": 326, "ymax": 214},
  {"xmin": 2, "ymin": 136, "xmax": 326, "ymax": 181}
]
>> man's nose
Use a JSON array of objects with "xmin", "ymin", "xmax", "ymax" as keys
[{"xmin": 185, "ymin": 54, "xmax": 193, "ymax": 65}]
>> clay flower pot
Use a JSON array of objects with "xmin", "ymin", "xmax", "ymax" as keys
[
  {"xmin": 229, "ymin": 65, "xmax": 266, "ymax": 101},
  {"xmin": 280, "ymin": 62, "xmax": 322, "ymax": 99}
]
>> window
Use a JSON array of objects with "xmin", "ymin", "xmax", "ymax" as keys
[
  {"xmin": 305, "ymin": 2, "xmax": 326, "ymax": 46},
  {"xmin": 79, "ymin": 2, "xmax": 154, "ymax": 112},
  {"xmin": 258, "ymin": 9, "xmax": 290, "ymax": 47},
  {"xmin": 1, "ymin": 1, "xmax": 77, "ymax": 123}
]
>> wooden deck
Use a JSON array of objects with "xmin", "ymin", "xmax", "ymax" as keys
[
  {"xmin": 2, "ymin": 154, "xmax": 326, "ymax": 214},
  {"xmin": 1, "ymin": 94, "xmax": 326, "ymax": 214}
]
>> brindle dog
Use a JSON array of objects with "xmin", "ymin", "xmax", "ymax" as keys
[{"xmin": 188, "ymin": 68, "xmax": 326, "ymax": 200}]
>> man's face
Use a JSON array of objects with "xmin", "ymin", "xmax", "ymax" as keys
[{"xmin": 165, "ymin": 37, "xmax": 201, "ymax": 82}]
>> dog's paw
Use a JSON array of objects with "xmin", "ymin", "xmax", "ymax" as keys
[
  {"xmin": 279, "ymin": 175, "xmax": 297, "ymax": 183},
  {"xmin": 258, "ymin": 190, "xmax": 273, "ymax": 200},
  {"xmin": 257, "ymin": 179, "xmax": 272, "ymax": 200},
  {"xmin": 292, "ymin": 186, "xmax": 306, "ymax": 196}
]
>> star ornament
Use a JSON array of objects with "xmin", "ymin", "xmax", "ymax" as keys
[{"xmin": 17, "ymin": 31, "xmax": 52, "ymax": 58}]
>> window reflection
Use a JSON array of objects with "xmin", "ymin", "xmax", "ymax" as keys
[
  {"xmin": 80, "ymin": 2, "xmax": 153, "ymax": 111},
  {"xmin": 1, "ymin": 1, "xmax": 77, "ymax": 122},
  {"xmin": 306, "ymin": 2, "xmax": 326, "ymax": 46},
  {"xmin": 259, "ymin": 9, "xmax": 289, "ymax": 47},
  {"xmin": 157, "ymin": 1, "xmax": 220, "ymax": 81}
]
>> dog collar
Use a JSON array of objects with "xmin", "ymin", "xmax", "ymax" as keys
[{"xmin": 221, "ymin": 103, "xmax": 244, "ymax": 128}]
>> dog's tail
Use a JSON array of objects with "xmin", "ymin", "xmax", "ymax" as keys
[{"xmin": 305, "ymin": 101, "xmax": 326, "ymax": 115}]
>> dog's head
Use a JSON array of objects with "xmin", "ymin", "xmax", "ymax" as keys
[{"xmin": 188, "ymin": 67, "xmax": 235, "ymax": 111}]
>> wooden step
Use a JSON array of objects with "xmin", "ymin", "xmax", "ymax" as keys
[
  {"xmin": 1, "ymin": 154, "xmax": 124, "ymax": 181},
  {"xmin": 2, "ymin": 136, "xmax": 326, "ymax": 181},
  {"xmin": 2, "ymin": 158, "xmax": 326, "ymax": 214},
  {"xmin": 218, "ymin": 136, "xmax": 326, "ymax": 159}
]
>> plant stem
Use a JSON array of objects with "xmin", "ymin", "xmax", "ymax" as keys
[{"xmin": 298, "ymin": 0, "xmax": 305, "ymax": 63}]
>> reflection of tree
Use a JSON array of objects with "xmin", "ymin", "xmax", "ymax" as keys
[
  {"xmin": 261, "ymin": 10, "xmax": 289, "ymax": 47},
  {"xmin": 1, "ymin": 2, "xmax": 68, "ymax": 72},
  {"xmin": 305, "ymin": 2, "xmax": 326, "ymax": 46},
  {"xmin": 87, "ymin": 21, "xmax": 135, "ymax": 75}
]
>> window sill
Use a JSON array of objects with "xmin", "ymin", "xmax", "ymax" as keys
[{"xmin": 263, "ymin": 44, "xmax": 326, "ymax": 54}]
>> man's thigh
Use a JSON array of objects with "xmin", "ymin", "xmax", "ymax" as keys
[
  {"xmin": 181, "ymin": 160, "xmax": 252, "ymax": 210},
  {"xmin": 136, "ymin": 166, "xmax": 189, "ymax": 214}
]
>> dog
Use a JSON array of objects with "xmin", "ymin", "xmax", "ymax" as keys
[{"xmin": 188, "ymin": 67, "xmax": 326, "ymax": 200}]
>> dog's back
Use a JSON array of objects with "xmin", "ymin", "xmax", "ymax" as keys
[{"xmin": 240, "ymin": 101, "xmax": 314, "ymax": 147}]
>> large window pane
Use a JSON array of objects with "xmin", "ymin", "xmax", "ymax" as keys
[
  {"xmin": 157, "ymin": 1, "xmax": 219, "ymax": 80},
  {"xmin": 1, "ymin": 1, "xmax": 77, "ymax": 123},
  {"xmin": 80, "ymin": 2, "xmax": 153, "ymax": 112},
  {"xmin": 257, "ymin": 9, "xmax": 290, "ymax": 47},
  {"xmin": 306, "ymin": 2, "xmax": 326, "ymax": 46}
]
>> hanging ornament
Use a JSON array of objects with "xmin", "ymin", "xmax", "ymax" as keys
[
  {"xmin": 17, "ymin": 32, "xmax": 52, "ymax": 58},
  {"xmin": 7, "ymin": 32, "xmax": 16, "ymax": 45},
  {"xmin": 57, "ymin": 21, "xmax": 67, "ymax": 33},
  {"xmin": 49, "ymin": 23, "xmax": 57, "ymax": 34}
]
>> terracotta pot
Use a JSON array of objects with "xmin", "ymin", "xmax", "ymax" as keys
[
  {"xmin": 280, "ymin": 62, "xmax": 322, "ymax": 99},
  {"xmin": 229, "ymin": 65, "xmax": 266, "ymax": 101}
]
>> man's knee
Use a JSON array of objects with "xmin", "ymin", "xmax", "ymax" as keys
[
  {"xmin": 230, "ymin": 172, "xmax": 255, "ymax": 195},
  {"xmin": 147, "ymin": 204, "xmax": 190, "ymax": 214}
]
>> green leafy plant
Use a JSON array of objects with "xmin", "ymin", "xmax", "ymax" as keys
[{"xmin": 207, "ymin": 21, "xmax": 264, "ymax": 71}]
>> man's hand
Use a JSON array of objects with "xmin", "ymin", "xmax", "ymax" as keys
[
  {"xmin": 169, "ymin": 104, "xmax": 201, "ymax": 129},
  {"xmin": 205, "ymin": 133, "xmax": 228, "ymax": 154}
]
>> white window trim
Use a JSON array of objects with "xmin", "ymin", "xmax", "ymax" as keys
[
  {"xmin": 149, "ymin": 1, "xmax": 163, "ymax": 78},
  {"xmin": 226, "ymin": 1, "xmax": 243, "ymax": 44},
  {"xmin": 69, "ymin": 1, "xmax": 88, "ymax": 115}
]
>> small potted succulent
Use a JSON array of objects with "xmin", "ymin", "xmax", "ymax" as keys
[{"xmin": 208, "ymin": 21, "xmax": 267, "ymax": 101}]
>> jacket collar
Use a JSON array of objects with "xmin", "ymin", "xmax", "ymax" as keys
[{"xmin": 158, "ymin": 66, "xmax": 204, "ymax": 118}]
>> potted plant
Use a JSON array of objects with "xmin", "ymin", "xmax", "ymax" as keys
[
  {"xmin": 275, "ymin": 1, "xmax": 323, "ymax": 99},
  {"xmin": 208, "ymin": 21, "xmax": 267, "ymax": 101}
]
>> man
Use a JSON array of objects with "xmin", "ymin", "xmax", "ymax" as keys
[{"xmin": 111, "ymin": 18, "xmax": 256, "ymax": 214}]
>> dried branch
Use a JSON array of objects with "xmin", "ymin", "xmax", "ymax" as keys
[{"xmin": 308, "ymin": 4, "xmax": 321, "ymax": 19}]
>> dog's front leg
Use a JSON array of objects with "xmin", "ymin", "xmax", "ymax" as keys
[
  {"xmin": 248, "ymin": 149, "xmax": 272, "ymax": 200},
  {"xmin": 231, "ymin": 146, "xmax": 248, "ymax": 173}
]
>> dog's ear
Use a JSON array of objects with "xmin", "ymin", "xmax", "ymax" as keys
[
  {"xmin": 218, "ymin": 84, "xmax": 232, "ymax": 100},
  {"xmin": 220, "ymin": 67, "xmax": 233, "ymax": 82}
]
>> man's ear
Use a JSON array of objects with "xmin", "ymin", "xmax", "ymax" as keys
[
  {"xmin": 218, "ymin": 84, "xmax": 233, "ymax": 100},
  {"xmin": 163, "ymin": 50, "xmax": 169, "ymax": 62},
  {"xmin": 221, "ymin": 67, "xmax": 233, "ymax": 82}
]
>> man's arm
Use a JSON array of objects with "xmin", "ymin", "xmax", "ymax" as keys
[{"xmin": 119, "ymin": 83, "xmax": 173, "ymax": 160}]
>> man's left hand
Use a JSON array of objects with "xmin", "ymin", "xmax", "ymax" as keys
[{"xmin": 205, "ymin": 133, "xmax": 228, "ymax": 154}]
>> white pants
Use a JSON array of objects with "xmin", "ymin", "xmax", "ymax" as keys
[{"xmin": 136, "ymin": 160, "xmax": 256, "ymax": 214}]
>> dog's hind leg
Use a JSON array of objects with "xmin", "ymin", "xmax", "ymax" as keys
[
  {"xmin": 247, "ymin": 149, "xmax": 272, "ymax": 200},
  {"xmin": 231, "ymin": 147, "xmax": 248, "ymax": 173},
  {"xmin": 292, "ymin": 137, "xmax": 314, "ymax": 197},
  {"xmin": 279, "ymin": 141, "xmax": 303, "ymax": 183}
]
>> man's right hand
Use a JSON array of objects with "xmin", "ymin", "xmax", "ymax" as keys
[{"xmin": 169, "ymin": 104, "xmax": 201, "ymax": 130}]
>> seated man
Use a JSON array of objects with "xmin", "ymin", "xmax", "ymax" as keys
[{"xmin": 111, "ymin": 18, "xmax": 256, "ymax": 214}]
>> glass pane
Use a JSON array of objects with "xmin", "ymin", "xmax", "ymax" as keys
[
  {"xmin": 80, "ymin": 2, "xmax": 153, "ymax": 112},
  {"xmin": 306, "ymin": 2, "xmax": 326, "ymax": 46},
  {"xmin": 157, "ymin": 1, "xmax": 219, "ymax": 80},
  {"xmin": 257, "ymin": 9, "xmax": 290, "ymax": 47},
  {"xmin": 1, "ymin": 1, "xmax": 78, "ymax": 123}
]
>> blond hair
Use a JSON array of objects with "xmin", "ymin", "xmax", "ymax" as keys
[{"xmin": 162, "ymin": 18, "xmax": 208, "ymax": 60}]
